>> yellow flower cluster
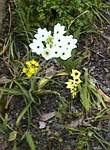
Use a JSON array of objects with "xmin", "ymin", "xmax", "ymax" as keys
[
  {"xmin": 22, "ymin": 59, "xmax": 39, "ymax": 78},
  {"xmin": 66, "ymin": 69, "xmax": 81, "ymax": 98}
]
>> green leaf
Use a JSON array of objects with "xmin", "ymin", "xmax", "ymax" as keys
[
  {"xmin": 79, "ymin": 68, "xmax": 107, "ymax": 111},
  {"xmin": 79, "ymin": 69, "xmax": 92, "ymax": 111},
  {"xmin": 0, "ymin": 87, "xmax": 22, "ymax": 95},
  {"xmin": 34, "ymin": 89, "xmax": 60, "ymax": 97},
  {"xmin": 16, "ymin": 103, "xmax": 31, "ymax": 127},
  {"xmin": 91, "ymin": 88, "xmax": 107, "ymax": 109},
  {"xmin": 54, "ymin": 71, "xmax": 68, "ymax": 77},
  {"xmin": 79, "ymin": 85, "xmax": 91, "ymax": 111},
  {"xmin": 25, "ymin": 132, "xmax": 36, "ymax": 150},
  {"xmin": 8, "ymin": 131, "xmax": 17, "ymax": 141},
  {"xmin": 38, "ymin": 76, "xmax": 52, "ymax": 90},
  {"xmin": 38, "ymin": 71, "xmax": 68, "ymax": 90},
  {"xmin": 14, "ymin": 80, "xmax": 29, "ymax": 98}
]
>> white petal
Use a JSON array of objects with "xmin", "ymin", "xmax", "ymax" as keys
[
  {"xmin": 53, "ymin": 35, "xmax": 65, "ymax": 47},
  {"xmin": 34, "ymin": 28, "xmax": 51, "ymax": 41},
  {"xmin": 51, "ymin": 46, "xmax": 62, "ymax": 58},
  {"xmin": 65, "ymin": 36, "xmax": 77, "ymax": 46},
  {"xmin": 72, "ymin": 39, "xmax": 77, "ymax": 45},
  {"xmin": 54, "ymin": 23, "xmax": 66, "ymax": 36},
  {"xmin": 41, "ymin": 48, "xmax": 52, "ymax": 60},
  {"xmin": 60, "ymin": 50, "xmax": 72, "ymax": 60},
  {"xmin": 29, "ymin": 41, "xmax": 44, "ymax": 55},
  {"xmin": 32, "ymin": 38, "xmax": 42, "ymax": 43}
]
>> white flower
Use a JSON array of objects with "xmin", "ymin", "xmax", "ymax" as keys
[
  {"xmin": 29, "ymin": 39, "xmax": 44, "ymax": 55},
  {"xmin": 29, "ymin": 24, "xmax": 78, "ymax": 61},
  {"xmin": 60, "ymin": 48, "xmax": 72, "ymax": 60},
  {"xmin": 54, "ymin": 23, "xmax": 66, "ymax": 36},
  {"xmin": 41, "ymin": 46, "xmax": 52, "ymax": 60},
  {"xmin": 34, "ymin": 28, "xmax": 51, "ymax": 41},
  {"xmin": 64, "ymin": 35, "xmax": 77, "ymax": 50},
  {"xmin": 53, "ymin": 35, "xmax": 65, "ymax": 47},
  {"xmin": 51, "ymin": 46, "xmax": 62, "ymax": 58}
]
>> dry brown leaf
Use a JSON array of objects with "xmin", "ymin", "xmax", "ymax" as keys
[
  {"xmin": 45, "ymin": 66, "xmax": 56, "ymax": 77},
  {"xmin": 0, "ymin": 75, "xmax": 10, "ymax": 84},
  {"xmin": 40, "ymin": 112, "xmax": 55, "ymax": 121},
  {"xmin": 69, "ymin": 116, "xmax": 84, "ymax": 128},
  {"xmin": 98, "ymin": 88, "xmax": 110, "ymax": 102}
]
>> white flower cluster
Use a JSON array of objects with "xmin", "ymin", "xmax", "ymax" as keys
[{"xmin": 29, "ymin": 23, "xmax": 77, "ymax": 60}]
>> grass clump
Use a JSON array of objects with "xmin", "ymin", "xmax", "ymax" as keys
[{"xmin": 14, "ymin": 0, "xmax": 110, "ymax": 40}]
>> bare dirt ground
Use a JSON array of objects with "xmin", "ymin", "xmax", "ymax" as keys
[{"xmin": 0, "ymin": 0, "xmax": 6, "ymax": 33}]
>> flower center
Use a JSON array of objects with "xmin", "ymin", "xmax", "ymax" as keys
[
  {"xmin": 46, "ymin": 36, "xmax": 53, "ymax": 46},
  {"xmin": 45, "ymin": 51, "xmax": 49, "ymax": 55}
]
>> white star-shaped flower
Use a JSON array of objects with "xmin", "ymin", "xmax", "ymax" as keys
[
  {"xmin": 41, "ymin": 46, "xmax": 52, "ymax": 60},
  {"xmin": 29, "ymin": 39, "xmax": 44, "ymax": 55},
  {"xmin": 54, "ymin": 23, "xmax": 66, "ymax": 36},
  {"xmin": 34, "ymin": 28, "xmax": 51, "ymax": 41},
  {"xmin": 60, "ymin": 49, "xmax": 72, "ymax": 60},
  {"xmin": 51, "ymin": 45, "xmax": 62, "ymax": 58},
  {"xmin": 64, "ymin": 35, "xmax": 77, "ymax": 50},
  {"xmin": 29, "ymin": 24, "xmax": 78, "ymax": 61},
  {"xmin": 53, "ymin": 35, "xmax": 65, "ymax": 47}
]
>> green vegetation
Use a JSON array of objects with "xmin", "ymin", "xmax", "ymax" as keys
[
  {"xmin": 0, "ymin": 0, "xmax": 110, "ymax": 149},
  {"xmin": 14, "ymin": 0, "xmax": 110, "ymax": 40}
]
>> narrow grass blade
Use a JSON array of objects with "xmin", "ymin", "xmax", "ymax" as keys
[
  {"xmin": 16, "ymin": 103, "xmax": 31, "ymax": 127},
  {"xmin": 0, "ymin": 87, "xmax": 22, "ymax": 95},
  {"xmin": 25, "ymin": 132, "xmax": 36, "ymax": 150}
]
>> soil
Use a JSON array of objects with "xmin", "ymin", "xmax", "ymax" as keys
[
  {"xmin": 87, "ymin": 25, "xmax": 110, "ymax": 95},
  {"xmin": 0, "ymin": 0, "xmax": 6, "ymax": 33}
]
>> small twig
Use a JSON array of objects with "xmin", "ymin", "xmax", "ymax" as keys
[
  {"xmin": 98, "ymin": 88, "xmax": 110, "ymax": 103},
  {"xmin": 0, "ymin": 0, "xmax": 12, "ymax": 56}
]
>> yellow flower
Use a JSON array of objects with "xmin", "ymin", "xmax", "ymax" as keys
[
  {"xmin": 22, "ymin": 60, "xmax": 40, "ymax": 78},
  {"xmin": 73, "ymin": 77, "xmax": 81, "ymax": 85},
  {"xmin": 71, "ymin": 69, "xmax": 81, "ymax": 78},
  {"xmin": 29, "ymin": 68, "xmax": 36, "ymax": 74},
  {"xmin": 22, "ymin": 67, "xmax": 28, "ymax": 73},
  {"xmin": 71, "ymin": 90, "xmax": 77, "ymax": 98},
  {"xmin": 66, "ymin": 69, "xmax": 81, "ymax": 98},
  {"xmin": 27, "ymin": 72, "xmax": 32, "ymax": 78},
  {"xmin": 30, "ymin": 59, "xmax": 39, "ymax": 67},
  {"xmin": 66, "ymin": 79, "xmax": 77, "ymax": 89},
  {"xmin": 26, "ymin": 61, "xmax": 32, "ymax": 68},
  {"xmin": 31, "ymin": 59, "xmax": 37, "ymax": 64}
]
